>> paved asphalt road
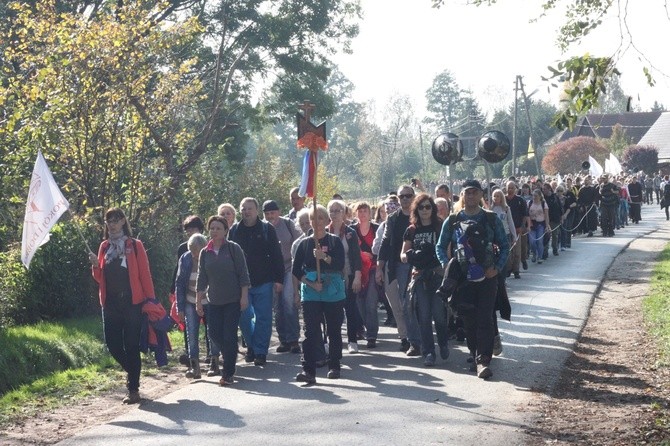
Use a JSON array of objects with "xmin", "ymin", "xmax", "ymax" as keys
[{"xmin": 59, "ymin": 203, "xmax": 669, "ymax": 446}]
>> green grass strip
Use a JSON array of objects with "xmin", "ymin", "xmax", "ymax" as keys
[{"xmin": 644, "ymin": 243, "xmax": 670, "ymax": 367}]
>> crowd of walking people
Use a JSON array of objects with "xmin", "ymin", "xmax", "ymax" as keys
[{"xmin": 90, "ymin": 169, "xmax": 669, "ymax": 403}]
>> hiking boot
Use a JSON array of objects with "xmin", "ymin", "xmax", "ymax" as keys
[
  {"xmin": 276, "ymin": 343, "xmax": 291, "ymax": 353},
  {"xmin": 406, "ymin": 344, "xmax": 421, "ymax": 357},
  {"xmin": 423, "ymin": 353, "xmax": 436, "ymax": 367},
  {"xmin": 122, "ymin": 391, "xmax": 141, "ymax": 404},
  {"xmin": 348, "ymin": 342, "xmax": 359, "ymax": 353},
  {"xmin": 439, "ymin": 344, "xmax": 450, "ymax": 360},
  {"xmin": 244, "ymin": 350, "xmax": 255, "ymax": 363},
  {"xmin": 327, "ymin": 368, "xmax": 341, "ymax": 379},
  {"xmin": 492, "ymin": 335, "xmax": 503, "ymax": 356},
  {"xmin": 219, "ymin": 375, "xmax": 234, "ymax": 386},
  {"xmin": 290, "ymin": 342, "xmax": 301, "ymax": 354},
  {"xmin": 186, "ymin": 358, "xmax": 202, "ymax": 379},
  {"xmin": 296, "ymin": 371, "xmax": 316, "ymax": 385},
  {"xmin": 254, "ymin": 354, "xmax": 267, "ymax": 366},
  {"xmin": 400, "ymin": 338, "xmax": 410, "ymax": 352},
  {"xmin": 366, "ymin": 339, "xmax": 377, "ymax": 349},
  {"xmin": 206, "ymin": 357, "xmax": 220, "ymax": 377},
  {"xmin": 477, "ymin": 363, "xmax": 493, "ymax": 379}
]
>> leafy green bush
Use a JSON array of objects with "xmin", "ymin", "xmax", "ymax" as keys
[{"xmin": 0, "ymin": 221, "xmax": 98, "ymax": 328}]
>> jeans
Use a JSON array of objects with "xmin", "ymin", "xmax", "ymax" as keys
[
  {"xmin": 302, "ymin": 299, "xmax": 345, "ymax": 375},
  {"xmin": 102, "ymin": 301, "xmax": 142, "ymax": 392},
  {"xmin": 543, "ymin": 219, "xmax": 560, "ymax": 257},
  {"xmin": 357, "ymin": 267, "xmax": 380, "ymax": 340},
  {"xmin": 396, "ymin": 262, "xmax": 420, "ymax": 346},
  {"xmin": 207, "ymin": 302, "xmax": 241, "ymax": 378},
  {"xmin": 239, "ymin": 282, "xmax": 274, "ymax": 356},
  {"xmin": 411, "ymin": 270, "xmax": 448, "ymax": 356},
  {"xmin": 184, "ymin": 301, "xmax": 202, "ymax": 360},
  {"xmin": 618, "ymin": 199, "xmax": 629, "ymax": 226},
  {"xmin": 274, "ymin": 271, "xmax": 300, "ymax": 345},
  {"xmin": 529, "ymin": 221, "xmax": 545, "ymax": 261}
]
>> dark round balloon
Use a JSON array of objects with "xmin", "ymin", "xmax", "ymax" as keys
[
  {"xmin": 477, "ymin": 130, "xmax": 510, "ymax": 163},
  {"xmin": 431, "ymin": 132, "xmax": 462, "ymax": 166}
]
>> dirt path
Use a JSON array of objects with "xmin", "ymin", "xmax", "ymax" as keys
[
  {"xmin": 2, "ymin": 227, "xmax": 670, "ymax": 445},
  {"xmin": 524, "ymin": 225, "xmax": 670, "ymax": 444}
]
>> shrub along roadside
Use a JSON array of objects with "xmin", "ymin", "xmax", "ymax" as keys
[{"xmin": 0, "ymin": 316, "xmax": 186, "ymax": 425}]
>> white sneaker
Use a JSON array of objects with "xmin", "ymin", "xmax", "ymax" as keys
[{"xmin": 348, "ymin": 342, "xmax": 359, "ymax": 353}]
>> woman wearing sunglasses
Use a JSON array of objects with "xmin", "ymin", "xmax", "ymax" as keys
[
  {"xmin": 400, "ymin": 193, "xmax": 449, "ymax": 367},
  {"xmin": 89, "ymin": 208, "xmax": 156, "ymax": 405}
]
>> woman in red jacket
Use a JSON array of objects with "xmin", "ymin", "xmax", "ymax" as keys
[{"xmin": 89, "ymin": 208, "xmax": 155, "ymax": 404}]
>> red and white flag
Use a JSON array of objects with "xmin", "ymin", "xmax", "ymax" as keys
[{"xmin": 21, "ymin": 151, "xmax": 70, "ymax": 269}]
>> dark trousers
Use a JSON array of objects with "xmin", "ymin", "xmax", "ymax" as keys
[
  {"xmin": 630, "ymin": 202, "xmax": 642, "ymax": 222},
  {"xmin": 345, "ymin": 275, "xmax": 363, "ymax": 344},
  {"xmin": 302, "ymin": 299, "xmax": 345, "ymax": 375},
  {"xmin": 207, "ymin": 302, "xmax": 241, "ymax": 378},
  {"xmin": 102, "ymin": 302, "xmax": 142, "ymax": 392},
  {"xmin": 600, "ymin": 205, "xmax": 617, "ymax": 235},
  {"xmin": 459, "ymin": 277, "xmax": 498, "ymax": 362}
]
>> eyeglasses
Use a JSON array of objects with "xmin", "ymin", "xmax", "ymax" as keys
[
  {"xmin": 329, "ymin": 209, "xmax": 343, "ymax": 214},
  {"xmin": 418, "ymin": 204, "xmax": 432, "ymax": 211},
  {"xmin": 398, "ymin": 193, "xmax": 414, "ymax": 200},
  {"xmin": 105, "ymin": 218, "xmax": 121, "ymax": 225}
]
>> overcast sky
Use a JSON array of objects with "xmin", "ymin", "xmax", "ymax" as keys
[{"xmin": 333, "ymin": 0, "xmax": 670, "ymax": 120}]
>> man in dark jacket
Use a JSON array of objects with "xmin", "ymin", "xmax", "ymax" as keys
[
  {"xmin": 598, "ymin": 175, "xmax": 619, "ymax": 237},
  {"xmin": 376, "ymin": 185, "xmax": 421, "ymax": 355},
  {"xmin": 542, "ymin": 183, "xmax": 563, "ymax": 258},
  {"xmin": 229, "ymin": 197, "xmax": 284, "ymax": 366},
  {"xmin": 577, "ymin": 176, "xmax": 599, "ymax": 236}
]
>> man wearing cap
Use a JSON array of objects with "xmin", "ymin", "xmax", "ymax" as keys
[
  {"xmin": 263, "ymin": 200, "xmax": 303, "ymax": 353},
  {"xmin": 376, "ymin": 185, "xmax": 421, "ymax": 355},
  {"xmin": 598, "ymin": 175, "xmax": 619, "ymax": 237},
  {"xmin": 229, "ymin": 197, "xmax": 285, "ymax": 366},
  {"xmin": 435, "ymin": 179, "xmax": 509, "ymax": 380}
]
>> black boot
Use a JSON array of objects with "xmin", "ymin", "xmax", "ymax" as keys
[{"xmin": 207, "ymin": 356, "xmax": 220, "ymax": 377}]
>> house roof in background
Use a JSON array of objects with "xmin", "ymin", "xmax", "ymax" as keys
[
  {"xmin": 558, "ymin": 112, "xmax": 663, "ymax": 144},
  {"xmin": 638, "ymin": 112, "xmax": 670, "ymax": 162}
]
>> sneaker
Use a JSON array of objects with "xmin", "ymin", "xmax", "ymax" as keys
[
  {"xmin": 522, "ymin": 260, "xmax": 528, "ymax": 270},
  {"xmin": 276, "ymin": 343, "xmax": 291, "ymax": 353},
  {"xmin": 348, "ymin": 342, "xmax": 359, "ymax": 353},
  {"xmin": 290, "ymin": 342, "xmax": 302, "ymax": 354},
  {"xmin": 366, "ymin": 339, "xmax": 377, "ymax": 348},
  {"xmin": 296, "ymin": 371, "xmax": 316, "ymax": 385},
  {"xmin": 122, "ymin": 391, "xmax": 141, "ymax": 404},
  {"xmin": 531, "ymin": 256, "xmax": 536, "ymax": 263},
  {"xmin": 492, "ymin": 335, "xmax": 503, "ymax": 356},
  {"xmin": 254, "ymin": 354, "xmax": 267, "ymax": 366},
  {"xmin": 406, "ymin": 344, "xmax": 421, "ymax": 357},
  {"xmin": 513, "ymin": 272, "xmax": 521, "ymax": 279},
  {"xmin": 219, "ymin": 375, "xmax": 234, "ymax": 386},
  {"xmin": 553, "ymin": 249, "xmax": 559, "ymax": 256},
  {"xmin": 537, "ymin": 259, "xmax": 543, "ymax": 264},
  {"xmin": 244, "ymin": 350, "xmax": 255, "ymax": 363},
  {"xmin": 423, "ymin": 353, "xmax": 436, "ymax": 367},
  {"xmin": 477, "ymin": 363, "xmax": 493, "ymax": 379},
  {"xmin": 327, "ymin": 368, "xmax": 341, "ymax": 379},
  {"xmin": 587, "ymin": 231, "xmax": 593, "ymax": 237},
  {"xmin": 439, "ymin": 344, "xmax": 450, "ymax": 360},
  {"xmin": 179, "ymin": 354, "xmax": 190, "ymax": 366},
  {"xmin": 560, "ymin": 247, "xmax": 566, "ymax": 251},
  {"xmin": 400, "ymin": 338, "xmax": 410, "ymax": 352}
]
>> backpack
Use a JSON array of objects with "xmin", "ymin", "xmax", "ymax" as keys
[
  {"xmin": 664, "ymin": 183, "xmax": 670, "ymax": 198},
  {"xmin": 446, "ymin": 212, "xmax": 499, "ymax": 282},
  {"xmin": 229, "ymin": 220, "xmax": 269, "ymax": 243}
]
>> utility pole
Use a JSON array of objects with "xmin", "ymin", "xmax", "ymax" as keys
[
  {"xmin": 512, "ymin": 76, "xmax": 519, "ymax": 177},
  {"xmin": 518, "ymin": 76, "xmax": 542, "ymax": 177}
]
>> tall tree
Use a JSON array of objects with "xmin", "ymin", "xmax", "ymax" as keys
[{"xmin": 425, "ymin": 70, "xmax": 467, "ymax": 132}]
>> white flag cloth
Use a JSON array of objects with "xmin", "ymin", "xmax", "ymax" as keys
[
  {"xmin": 556, "ymin": 173, "xmax": 563, "ymax": 185},
  {"xmin": 588, "ymin": 155, "xmax": 603, "ymax": 177},
  {"xmin": 21, "ymin": 151, "xmax": 70, "ymax": 269},
  {"xmin": 604, "ymin": 157, "xmax": 612, "ymax": 174},
  {"xmin": 609, "ymin": 153, "xmax": 623, "ymax": 175}
]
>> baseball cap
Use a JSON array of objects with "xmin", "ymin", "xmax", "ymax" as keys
[
  {"xmin": 262, "ymin": 200, "xmax": 280, "ymax": 212},
  {"xmin": 461, "ymin": 179, "xmax": 483, "ymax": 191}
]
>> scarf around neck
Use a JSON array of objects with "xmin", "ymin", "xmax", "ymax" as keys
[{"xmin": 105, "ymin": 230, "xmax": 129, "ymax": 263}]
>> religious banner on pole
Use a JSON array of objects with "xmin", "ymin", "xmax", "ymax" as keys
[
  {"xmin": 297, "ymin": 101, "xmax": 327, "ymax": 198},
  {"xmin": 21, "ymin": 151, "xmax": 70, "ymax": 269}
]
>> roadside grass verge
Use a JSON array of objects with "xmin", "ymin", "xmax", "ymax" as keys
[
  {"xmin": 0, "ymin": 317, "xmax": 186, "ymax": 425},
  {"xmin": 643, "ymin": 242, "xmax": 670, "ymax": 436}
]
